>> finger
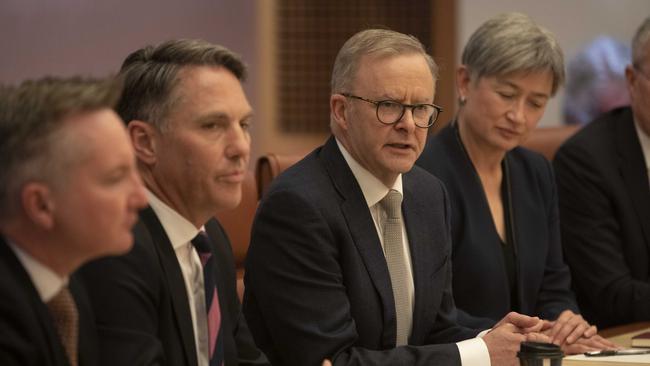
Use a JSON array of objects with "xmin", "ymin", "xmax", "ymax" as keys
[
  {"xmin": 549, "ymin": 322, "xmax": 570, "ymax": 345},
  {"xmin": 503, "ymin": 312, "xmax": 541, "ymax": 329},
  {"xmin": 548, "ymin": 311, "xmax": 573, "ymax": 340},
  {"xmin": 522, "ymin": 320, "xmax": 545, "ymax": 334},
  {"xmin": 583, "ymin": 325, "xmax": 598, "ymax": 338},
  {"xmin": 588, "ymin": 335, "xmax": 619, "ymax": 350},
  {"xmin": 552, "ymin": 314, "xmax": 586, "ymax": 345},
  {"xmin": 526, "ymin": 332, "xmax": 552, "ymax": 343},
  {"xmin": 541, "ymin": 319, "xmax": 555, "ymax": 331},
  {"xmin": 565, "ymin": 320, "xmax": 590, "ymax": 344},
  {"xmin": 497, "ymin": 322, "xmax": 521, "ymax": 334},
  {"xmin": 322, "ymin": 360, "xmax": 332, "ymax": 366}
]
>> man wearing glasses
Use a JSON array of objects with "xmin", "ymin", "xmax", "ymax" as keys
[
  {"xmin": 243, "ymin": 29, "xmax": 547, "ymax": 366},
  {"xmin": 554, "ymin": 16, "xmax": 650, "ymax": 328}
]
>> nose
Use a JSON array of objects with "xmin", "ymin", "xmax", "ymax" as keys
[
  {"xmin": 395, "ymin": 107, "xmax": 417, "ymax": 132},
  {"xmin": 225, "ymin": 123, "xmax": 251, "ymax": 162},
  {"xmin": 506, "ymin": 99, "xmax": 526, "ymax": 125}
]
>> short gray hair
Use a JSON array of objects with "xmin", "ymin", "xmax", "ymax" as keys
[
  {"xmin": 0, "ymin": 76, "xmax": 122, "ymax": 219},
  {"xmin": 632, "ymin": 17, "xmax": 650, "ymax": 67},
  {"xmin": 331, "ymin": 29, "xmax": 438, "ymax": 93},
  {"xmin": 117, "ymin": 39, "xmax": 247, "ymax": 130},
  {"xmin": 462, "ymin": 12, "xmax": 565, "ymax": 96}
]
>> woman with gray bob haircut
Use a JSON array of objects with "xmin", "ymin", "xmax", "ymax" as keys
[{"xmin": 417, "ymin": 12, "xmax": 615, "ymax": 354}]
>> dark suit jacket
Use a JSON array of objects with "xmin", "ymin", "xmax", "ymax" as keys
[
  {"xmin": 243, "ymin": 137, "xmax": 479, "ymax": 366},
  {"xmin": 0, "ymin": 235, "xmax": 98, "ymax": 366},
  {"xmin": 78, "ymin": 208, "xmax": 268, "ymax": 366},
  {"xmin": 554, "ymin": 107, "xmax": 650, "ymax": 328},
  {"xmin": 416, "ymin": 124, "xmax": 578, "ymax": 329}
]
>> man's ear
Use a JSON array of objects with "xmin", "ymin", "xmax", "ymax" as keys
[
  {"xmin": 21, "ymin": 183, "xmax": 55, "ymax": 230},
  {"xmin": 330, "ymin": 93, "xmax": 351, "ymax": 131},
  {"xmin": 128, "ymin": 120, "xmax": 158, "ymax": 165},
  {"xmin": 456, "ymin": 65, "xmax": 472, "ymax": 103}
]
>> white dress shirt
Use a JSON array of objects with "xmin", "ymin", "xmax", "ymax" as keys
[
  {"xmin": 337, "ymin": 139, "xmax": 490, "ymax": 366},
  {"xmin": 147, "ymin": 190, "xmax": 210, "ymax": 366},
  {"xmin": 7, "ymin": 240, "xmax": 66, "ymax": 302}
]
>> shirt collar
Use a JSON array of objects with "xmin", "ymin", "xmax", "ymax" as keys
[
  {"xmin": 7, "ymin": 240, "xmax": 67, "ymax": 302},
  {"xmin": 634, "ymin": 117, "xmax": 650, "ymax": 170},
  {"xmin": 336, "ymin": 138, "xmax": 403, "ymax": 208},
  {"xmin": 146, "ymin": 189, "xmax": 201, "ymax": 250}
]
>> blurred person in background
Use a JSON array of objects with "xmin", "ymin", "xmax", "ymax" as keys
[{"xmin": 563, "ymin": 36, "xmax": 630, "ymax": 126}]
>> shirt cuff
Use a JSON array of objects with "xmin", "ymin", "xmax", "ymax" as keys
[{"xmin": 456, "ymin": 337, "xmax": 491, "ymax": 366}]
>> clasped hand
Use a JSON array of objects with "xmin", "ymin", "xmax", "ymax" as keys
[{"xmin": 541, "ymin": 310, "xmax": 618, "ymax": 354}]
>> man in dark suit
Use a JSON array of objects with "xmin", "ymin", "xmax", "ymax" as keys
[
  {"xmin": 78, "ymin": 39, "xmax": 270, "ymax": 366},
  {"xmin": 244, "ymin": 29, "xmax": 547, "ymax": 366},
  {"xmin": 554, "ymin": 17, "xmax": 650, "ymax": 328},
  {"xmin": 0, "ymin": 77, "xmax": 147, "ymax": 365}
]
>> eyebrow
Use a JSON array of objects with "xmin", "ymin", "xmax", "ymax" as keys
[
  {"xmin": 380, "ymin": 93, "xmax": 434, "ymax": 104},
  {"xmin": 196, "ymin": 110, "xmax": 254, "ymax": 124}
]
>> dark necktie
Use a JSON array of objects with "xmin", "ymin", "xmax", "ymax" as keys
[
  {"xmin": 47, "ymin": 286, "xmax": 79, "ymax": 366},
  {"xmin": 192, "ymin": 231, "xmax": 224, "ymax": 366}
]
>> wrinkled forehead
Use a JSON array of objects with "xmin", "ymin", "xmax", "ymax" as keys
[{"xmin": 352, "ymin": 53, "xmax": 435, "ymax": 88}]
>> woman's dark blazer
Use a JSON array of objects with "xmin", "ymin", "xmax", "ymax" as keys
[{"xmin": 416, "ymin": 124, "xmax": 578, "ymax": 328}]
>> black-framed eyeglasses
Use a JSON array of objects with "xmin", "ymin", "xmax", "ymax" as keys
[{"xmin": 341, "ymin": 93, "xmax": 443, "ymax": 128}]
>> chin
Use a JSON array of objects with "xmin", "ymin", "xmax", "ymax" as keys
[
  {"xmin": 216, "ymin": 195, "xmax": 243, "ymax": 211},
  {"xmin": 391, "ymin": 161, "xmax": 417, "ymax": 174},
  {"xmin": 109, "ymin": 233, "xmax": 136, "ymax": 255}
]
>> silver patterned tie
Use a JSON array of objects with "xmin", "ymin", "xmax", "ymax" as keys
[{"xmin": 379, "ymin": 189, "xmax": 411, "ymax": 346}]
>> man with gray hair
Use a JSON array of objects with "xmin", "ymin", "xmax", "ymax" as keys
[
  {"xmin": 0, "ymin": 76, "xmax": 147, "ymax": 365},
  {"xmin": 244, "ymin": 28, "xmax": 546, "ymax": 366},
  {"xmin": 79, "ymin": 39, "xmax": 270, "ymax": 366},
  {"xmin": 555, "ymin": 17, "xmax": 650, "ymax": 328}
]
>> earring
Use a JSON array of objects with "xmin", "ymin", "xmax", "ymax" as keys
[{"xmin": 459, "ymin": 96, "xmax": 466, "ymax": 106}]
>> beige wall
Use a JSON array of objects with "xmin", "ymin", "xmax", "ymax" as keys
[
  {"xmin": 0, "ymin": 0, "xmax": 265, "ymax": 163},
  {"xmin": 3, "ymin": 0, "xmax": 649, "ymax": 162}
]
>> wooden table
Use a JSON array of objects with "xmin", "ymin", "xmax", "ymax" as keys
[{"xmin": 600, "ymin": 322, "xmax": 650, "ymax": 347}]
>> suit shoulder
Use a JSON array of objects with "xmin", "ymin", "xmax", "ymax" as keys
[
  {"xmin": 406, "ymin": 165, "xmax": 450, "ymax": 208},
  {"xmin": 417, "ymin": 125, "xmax": 455, "ymax": 173},
  {"xmin": 409, "ymin": 165, "xmax": 446, "ymax": 189},
  {"xmin": 559, "ymin": 108, "xmax": 627, "ymax": 156},
  {"xmin": 263, "ymin": 149, "xmax": 337, "ymax": 203}
]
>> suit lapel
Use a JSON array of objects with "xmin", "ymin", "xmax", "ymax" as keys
[
  {"xmin": 0, "ymin": 236, "xmax": 70, "ymax": 366},
  {"xmin": 320, "ymin": 137, "xmax": 397, "ymax": 348},
  {"xmin": 139, "ymin": 207, "xmax": 198, "ymax": 366},
  {"xmin": 402, "ymin": 175, "xmax": 437, "ymax": 343},
  {"xmin": 615, "ymin": 111, "xmax": 650, "ymax": 251}
]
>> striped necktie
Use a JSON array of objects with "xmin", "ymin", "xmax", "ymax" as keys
[
  {"xmin": 47, "ymin": 286, "xmax": 79, "ymax": 366},
  {"xmin": 192, "ymin": 231, "xmax": 224, "ymax": 366}
]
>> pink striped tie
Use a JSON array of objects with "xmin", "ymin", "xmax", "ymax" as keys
[{"xmin": 192, "ymin": 231, "xmax": 224, "ymax": 366}]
